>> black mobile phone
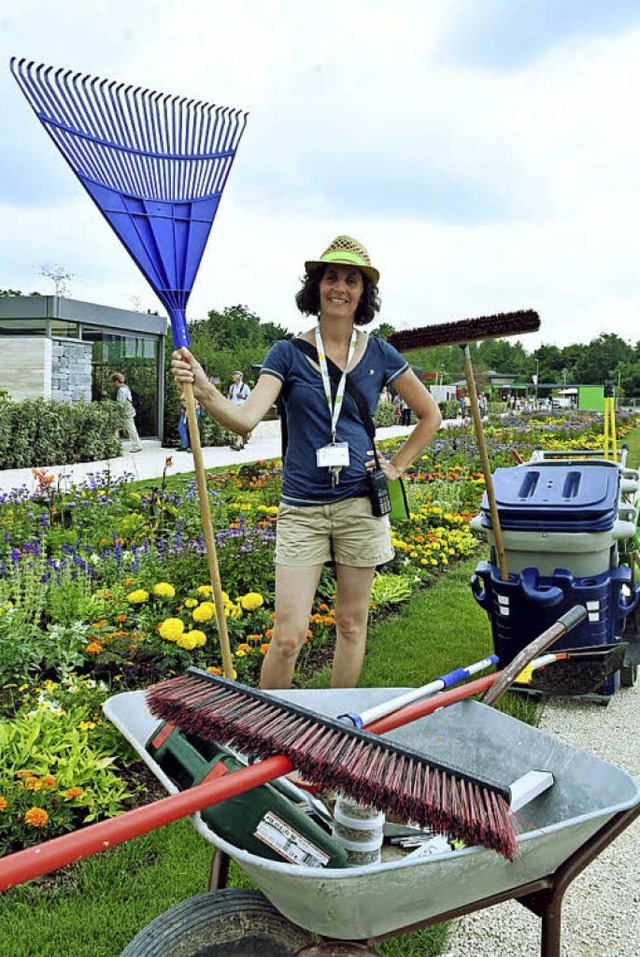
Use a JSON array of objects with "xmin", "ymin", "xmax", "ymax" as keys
[{"xmin": 367, "ymin": 469, "xmax": 392, "ymax": 517}]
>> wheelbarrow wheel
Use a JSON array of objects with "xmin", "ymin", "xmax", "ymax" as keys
[{"xmin": 120, "ymin": 888, "xmax": 314, "ymax": 957}]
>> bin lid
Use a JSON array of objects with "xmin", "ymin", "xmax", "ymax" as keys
[{"xmin": 481, "ymin": 464, "xmax": 620, "ymax": 531}]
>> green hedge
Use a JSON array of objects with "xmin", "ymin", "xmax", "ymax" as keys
[{"xmin": 0, "ymin": 396, "xmax": 123, "ymax": 469}]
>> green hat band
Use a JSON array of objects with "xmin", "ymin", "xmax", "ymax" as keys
[{"xmin": 321, "ymin": 250, "xmax": 368, "ymax": 268}]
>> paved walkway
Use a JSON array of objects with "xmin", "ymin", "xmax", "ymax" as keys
[{"xmin": 0, "ymin": 421, "xmax": 433, "ymax": 494}]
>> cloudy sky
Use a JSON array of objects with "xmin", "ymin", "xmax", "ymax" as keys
[{"xmin": 2, "ymin": 0, "xmax": 640, "ymax": 352}]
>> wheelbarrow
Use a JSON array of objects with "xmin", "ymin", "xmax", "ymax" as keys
[{"xmin": 104, "ymin": 681, "xmax": 640, "ymax": 957}]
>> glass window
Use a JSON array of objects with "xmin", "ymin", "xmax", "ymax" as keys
[
  {"xmin": 0, "ymin": 319, "xmax": 47, "ymax": 336},
  {"xmin": 50, "ymin": 320, "xmax": 80, "ymax": 338}
]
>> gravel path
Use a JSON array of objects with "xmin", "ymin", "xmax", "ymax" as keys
[{"xmin": 440, "ymin": 679, "xmax": 640, "ymax": 957}]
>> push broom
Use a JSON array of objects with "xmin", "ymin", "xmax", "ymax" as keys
[
  {"xmin": 10, "ymin": 58, "xmax": 249, "ymax": 678},
  {"xmin": 388, "ymin": 310, "xmax": 541, "ymax": 581}
]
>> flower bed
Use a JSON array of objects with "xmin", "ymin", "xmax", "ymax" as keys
[{"xmin": 0, "ymin": 409, "xmax": 637, "ymax": 852}]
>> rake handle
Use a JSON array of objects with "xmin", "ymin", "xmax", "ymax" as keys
[{"xmin": 183, "ymin": 381, "xmax": 234, "ymax": 680}]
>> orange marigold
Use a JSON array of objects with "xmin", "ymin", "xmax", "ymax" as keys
[
  {"xmin": 86, "ymin": 641, "xmax": 103, "ymax": 655},
  {"xmin": 65, "ymin": 787, "xmax": 85, "ymax": 800},
  {"xmin": 0, "ymin": 796, "xmax": 7, "ymax": 811},
  {"xmin": 260, "ymin": 643, "xmax": 270, "ymax": 655},
  {"xmin": 24, "ymin": 807, "xmax": 49, "ymax": 827}
]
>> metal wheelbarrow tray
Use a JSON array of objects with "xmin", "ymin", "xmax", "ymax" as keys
[{"xmin": 104, "ymin": 686, "xmax": 640, "ymax": 947}]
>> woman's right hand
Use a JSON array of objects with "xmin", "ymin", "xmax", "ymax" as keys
[{"xmin": 171, "ymin": 348, "xmax": 209, "ymax": 401}]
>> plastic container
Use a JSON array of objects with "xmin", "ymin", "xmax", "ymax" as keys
[
  {"xmin": 469, "ymin": 513, "xmax": 635, "ymax": 577},
  {"xmin": 146, "ymin": 722, "xmax": 347, "ymax": 868},
  {"xmin": 480, "ymin": 464, "xmax": 621, "ymax": 533},
  {"xmin": 331, "ymin": 796, "xmax": 385, "ymax": 866},
  {"xmin": 471, "ymin": 561, "xmax": 639, "ymax": 697}
]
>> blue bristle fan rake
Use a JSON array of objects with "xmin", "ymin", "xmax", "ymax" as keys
[{"xmin": 11, "ymin": 58, "xmax": 249, "ymax": 678}]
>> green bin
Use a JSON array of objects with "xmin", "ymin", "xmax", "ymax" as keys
[{"xmin": 146, "ymin": 721, "xmax": 347, "ymax": 868}]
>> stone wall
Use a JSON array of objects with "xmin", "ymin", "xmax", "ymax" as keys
[{"xmin": 50, "ymin": 339, "xmax": 93, "ymax": 403}]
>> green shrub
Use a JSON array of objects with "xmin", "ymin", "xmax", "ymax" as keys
[
  {"xmin": 0, "ymin": 398, "xmax": 122, "ymax": 469},
  {"xmin": 438, "ymin": 399, "xmax": 459, "ymax": 420}
]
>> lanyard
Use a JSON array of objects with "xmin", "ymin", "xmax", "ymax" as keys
[{"xmin": 315, "ymin": 324, "xmax": 357, "ymax": 442}]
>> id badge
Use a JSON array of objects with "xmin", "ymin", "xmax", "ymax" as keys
[{"xmin": 316, "ymin": 442, "xmax": 350, "ymax": 468}]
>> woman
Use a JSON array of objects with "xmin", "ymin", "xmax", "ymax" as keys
[{"xmin": 171, "ymin": 235, "xmax": 442, "ymax": 689}]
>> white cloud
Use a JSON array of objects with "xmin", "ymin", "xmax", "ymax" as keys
[{"xmin": 1, "ymin": 0, "xmax": 639, "ymax": 351}]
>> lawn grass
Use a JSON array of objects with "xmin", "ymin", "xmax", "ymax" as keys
[
  {"xmin": 2, "ymin": 421, "xmax": 639, "ymax": 956},
  {"xmin": 0, "ymin": 553, "xmax": 527, "ymax": 957}
]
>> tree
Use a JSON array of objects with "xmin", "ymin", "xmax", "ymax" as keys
[
  {"xmin": 39, "ymin": 265, "xmax": 75, "ymax": 297},
  {"xmin": 571, "ymin": 333, "xmax": 633, "ymax": 384}
]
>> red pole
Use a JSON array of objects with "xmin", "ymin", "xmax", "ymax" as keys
[
  {"xmin": 0, "ymin": 672, "xmax": 502, "ymax": 891},
  {"xmin": 0, "ymin": 755, "xmax": 292, "ymax": 892}
]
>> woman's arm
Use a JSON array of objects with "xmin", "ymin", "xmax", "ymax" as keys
[
  {"xmin": 171, "ymin": 348, "xmax": 281, "ymax": 434},
  {"xmin": 371, "ymin": 369, "xmax": 442, "ymax": 480}
]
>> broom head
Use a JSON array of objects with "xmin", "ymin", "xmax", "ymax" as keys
[
  {"xmin": 387, "ymin": 310, "xmax": 540, "ymax": 352},
  {"xmin": 146, "ymin": 668, "xmax": 521, "ymax": 859}
]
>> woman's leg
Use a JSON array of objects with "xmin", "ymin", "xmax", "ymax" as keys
[
  {"xmin": 330, "ymin": 563, "xmax": 376, "ymax": 688},
  {"xmin": 260, "ymin": 563, "xmax": 324, "ymax": 689}
]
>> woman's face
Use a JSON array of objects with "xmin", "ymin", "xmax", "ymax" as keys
[{"xmin": 318, "ymin": 265, "xmax": 363, "ymax": 321}]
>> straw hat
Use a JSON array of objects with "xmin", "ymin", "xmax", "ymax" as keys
[{"xmin": 304, "ymin": 235, "xmax": 380, "ymax": 285}]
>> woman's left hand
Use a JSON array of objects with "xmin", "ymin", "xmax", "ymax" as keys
[{"xmin": 366, "ymin": 449, "xmax": 403, "ymax": 481}]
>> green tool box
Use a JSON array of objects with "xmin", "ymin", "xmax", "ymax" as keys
[{"xmin": 146, "ymin": 720, "xmax": 347, "ymax": 868}]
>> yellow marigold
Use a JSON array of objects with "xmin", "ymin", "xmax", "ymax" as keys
[
  {"xmin": 196, "ymin": 584, "xmax": 213, "ymax": 596},
  {"xmin": 80, "ymin": 720, "xmax": 96, "ymax": 730},
  {"xmin": 187, "ymin": 629, "xmax": 207, "ymax": 647},
  {"xmin": 184, "ymin": 598, "xmax": 199, "ymax": 608},
  {"xmin": 226, "ymin": 603, "xmax": 243, "ymax": 620},
  {"xmin": 24, "ymin": 807, "xmax": 49, "ymax": 827},
  {"xmin": 176, "ymin": 632, "xmax": 198, "ymax": 650},
  {"xmin": 236, "ymin": 643, "xmax": 252, "ymax": 655},
  {"xmin": 158, "ymin": 618, "xmax": 185, "ymax": 642},
  {"xmin": 0, "ymin": 796, "xmax": 7, "ymax": 811},
  {"xmin": 239, "ymin": 592, "xmax": 264, "ymax": 611},
  {"xmin": 192, "ymin": 602, "xmax": 215, "ymax": 623},
  {"xmin": 153, "ymin": 582, "xmax": 176, "ymax": 599},
  {"xmin": 65, "ymin": 787, "xmax": 85, "ymax": 800},
  {"xmin": 126, "ymin": 589, "xmax": 149, "ymax": 604}
]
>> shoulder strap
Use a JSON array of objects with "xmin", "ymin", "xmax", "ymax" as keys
[{"xmin": 291, "ymin": 338, "xmax": 376, "ymax": 441}]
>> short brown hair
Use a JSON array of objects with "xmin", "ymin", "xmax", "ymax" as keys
[{"xmin": 295, "ymin": 266, "xmax": 381, "ymax": 326}]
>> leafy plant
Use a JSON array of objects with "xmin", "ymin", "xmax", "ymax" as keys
[{"xmin": 370, "ymin": 573, "xmax": 413, "ymax": 606}]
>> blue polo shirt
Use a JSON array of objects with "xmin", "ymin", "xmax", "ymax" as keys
[{"xmin": 260, "ymin": 336, "xmax": 409, "ymax": 505}]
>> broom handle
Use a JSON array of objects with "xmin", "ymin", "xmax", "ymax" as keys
[
  {"xmin": 460, "ymin": 344, "xmax": 509, "ymax": 580},
  {"xmin": 0, "ymin": 608, "xmax": 586, "ymax": 891},
  {"xmin": 183, "ymin": 382, "xmax": 234, "ymax": 680}
]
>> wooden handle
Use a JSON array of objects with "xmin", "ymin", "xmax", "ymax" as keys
[
  {"xmin": 461, "ymin": 345, "xmax": 509, "ymax": 581},
  {"xmin": 183, "ymin": 382, "xmax": 234, "ymax": 679}
]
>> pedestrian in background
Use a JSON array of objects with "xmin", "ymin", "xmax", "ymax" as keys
[
  {"xmin": 111, "ymin": 372, "xmax": 142, "ymax": 452},
  {"xmin": 178, "ymin": 394, "xmax": 201, "ymax": 451},
  {"xmin": 228, "ymin": 370, "xmax": 251, "ymax": 449}
]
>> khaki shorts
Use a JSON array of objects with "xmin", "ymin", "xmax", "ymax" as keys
[{"xmin": 275, "ymin": 496, "xmax": 395, "ymax": 567}]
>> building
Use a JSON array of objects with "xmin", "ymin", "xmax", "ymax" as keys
[{"xmin": 0, "ymin": 295, "xmax": 167, "ymax": 438}]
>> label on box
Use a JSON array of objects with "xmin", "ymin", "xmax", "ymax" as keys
[{"xmin": 254, "ymin": 811, "xmax": 331, "ymax": 867}]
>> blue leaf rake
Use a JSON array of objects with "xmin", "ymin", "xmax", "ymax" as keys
[{"xmin": 11, "ymin": 57, "xmax": 249, "ymax": 676}]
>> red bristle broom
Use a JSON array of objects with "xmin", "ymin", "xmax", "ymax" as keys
[
  {"xmin": 388, "ymin": 311, "xmax": 540, "ymax": 581},
  {"xmin": 11, "ymin": 58, "xmax": 250, "ymax": 679},
  {"xmin": 0, "ymin": 605, "xmax": 586, "ymax": 890}
]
